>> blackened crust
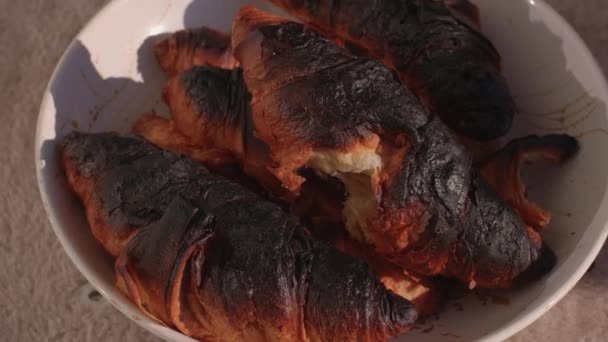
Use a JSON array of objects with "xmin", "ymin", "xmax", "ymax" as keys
[
  {"xmin": 60, "ymin": 131, "xmax": 246, "ymax": 255},
  {"xmin": 176, "ymin": 66, "xmax": 249, "ymax": 151},
  {"xmin": 253, "ymin": 57, "xmax": 428, "ymax": 150},
  {"xmin": 61, "ymin": 131, "xmax": 159, "ymax": 178},
  {"xmin": 269, "ymin": 0, "xmax": 514, "ymax": 140},
  {"xmin": 409, "ymin": 59, "xmax": 514, "ymax": 141},
  {"xmin": 65, "ymin": 132, "xmax": 418, "ymax": 341},
  {"xmin": 383, "ymin": 117, "xmax": 472, "ymax": 275},
  {"xmin": 449, "ymin": 177, "xmax": 540, "ymax": 287},
  {"xmin": 234, "ymin": 22, "xmax": 357, "ymax": 98},
  {"xmin": 233, "ymin": 18, "xmax": 429, "ymax": 151},
  {"xmin": 180, "ymin": 67, "xmax": 247, "ymax": 125},
  {"xmin": 171, "ymin": 65, "xmax": 273, "ymax": 168},
  {"xmin": 391, "ymin": 117, "xmax": 471, "ymax": 219},
  {"xmin": 195, "ymin": 198, "xmax": 417, "ymax": 341}
]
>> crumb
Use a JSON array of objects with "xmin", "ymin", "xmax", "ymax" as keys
[
  {"xmin": 422, "ymin": 325, "xmax": 435, "ymax": 333},
  {"xmin": 88, "ymin": 290, "xmax": 102, "ymax": 302},
  {"xmin": 441, "ymin": 332, "xmax": 461, "ymax": 338},
  {"xmin": 491, "ymin": 295, "xmax": 510, "ymax": 306}
]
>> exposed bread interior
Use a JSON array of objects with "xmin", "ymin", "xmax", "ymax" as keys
[{"xmin": 307, "ymin": 148, "xmax": 382, "ymax": 242}]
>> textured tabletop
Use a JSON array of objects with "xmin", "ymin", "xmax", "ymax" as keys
[{"xmin": 1, "ymin": 0, "xmax": 607, "ymax": 341}]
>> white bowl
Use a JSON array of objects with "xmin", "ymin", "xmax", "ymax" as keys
[{"xmin": 35, "ymin": 0, "xmax": 608, "ymax": 341}]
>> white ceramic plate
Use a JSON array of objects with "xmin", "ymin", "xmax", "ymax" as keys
[{"xmin": 35, "ymin": 0, "xmax": 608, "ymax": 341}]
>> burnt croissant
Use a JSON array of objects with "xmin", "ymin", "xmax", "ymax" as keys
[{"xmin": 60, "ymin": 131, "xmax": 418, "ymax": 341}]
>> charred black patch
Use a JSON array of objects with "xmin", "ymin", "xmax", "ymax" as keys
[
  {"xmin": 243, "ymin": 23, "xmax": 359, "ymax": 95},
  {"xmin": 452, "ymin": 177, "xmax": 539, "ymax": 287},
  {"xmin": 61, "ymin": 131, "xmax": 251, "ymax": 231},
  {"xmin": 179, "ymin": 65, "xmax": 272, "ymax": 165},
  {"xmin": 510, "ymin": 243, "xmax": 557, "ymax": 288},
  {"xmin": 257, "ymin": 58, "xmax": 428, "ymax": 149},
  {"xmin": 242, "ymin": 20, "xmax": 429, "ymax": 148},
  {"xmin": 181, "ymin": 66, "xmax": 248, "ymax": 126},
  {"xmin": 410, "ymin": 60, "xmax": 514, "ymax": 141},
  {"xmin": 393, "ymin": 117, "xmax": 471, "ymax": 218},
  {"xmin": 481, "ymin": 134, "xmax": 580, "ymax": 165}
]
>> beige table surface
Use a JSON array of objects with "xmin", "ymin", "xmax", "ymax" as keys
[{"xmin": 2, "ymin": 0, "xmax": 607, "ymax": 341}]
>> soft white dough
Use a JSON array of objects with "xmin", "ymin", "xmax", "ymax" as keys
[{"xmin": 308, "ymin": 149, "xmax": 382, "ymax": 243}]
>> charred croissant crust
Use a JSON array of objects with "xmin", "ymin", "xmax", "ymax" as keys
[
  {"xmin": 61, "ymin": 132, "xmax": 417, "ymax": 341},
  {"xmin": 269, "ymin": 0, "xmax": 515, "ymax": 140}
]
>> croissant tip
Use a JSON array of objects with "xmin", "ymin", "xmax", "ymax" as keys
[
  {"xmin": 383, "ymin": 291, "xmax": 419, "ymax": 329},
  {"xmin": 519, "ymin": 134, "xmax": 580, "ymax": 163},
  {"xmin": 232, "ymin": 6, "xmax": 289, "ymax": 50},
  {"xmin": 132, "ymin": 112, "xmax": 163, "ymax": 136},
  {"xmin": 549, "ymin": 134, "xmax": 580, "ymax": 161},
  {"xmin": 511, "ymin": 243, "xmax": 557, "ymax": 288},
  {"xmin": 154, "ymin": 37, "xmax": 170, "ymax": 61}
]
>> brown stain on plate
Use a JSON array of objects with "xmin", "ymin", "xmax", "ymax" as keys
[
  {"xmin": 79, "ymin": 68, "xmax": 100, "ymax": 97},
  {"xmin": 87, "ymin": 79, "xmax": 130, "ymax": 131},
  {"xmin": 157, "ymin": 0, "xmax": 173, "ymax": 24},
  {"xmin": 441, "ymin": 332, "xmax": 461, "ymax": 338},
  {"xmin": 520, "ymin": 92, "xmax": 591, "ymax": 118},
  {"xmin": 576, "ymin": 128, "xmax": 608, "ymax": 138},
  {"xmin": 474, "ymin": 290, "xmax": 511, "ymax": 307},
  {"xmin": 517, "ymin": 88, "xmax": 603, "ymax": 135}
]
